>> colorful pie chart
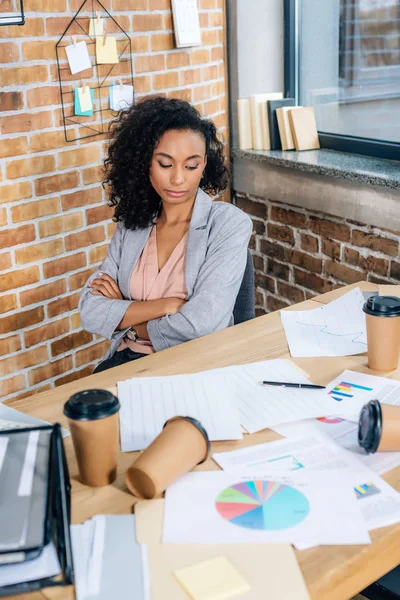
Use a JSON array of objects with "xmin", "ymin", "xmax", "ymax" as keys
[
  {"xmin": 317, "ymin": 416, "xmax": 345, "ymax": 424},
  {"xmin": 215, "ymin": 480, "xmax": 310, "ymax": 531}
]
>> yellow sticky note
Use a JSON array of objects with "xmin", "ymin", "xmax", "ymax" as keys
[
  {"xmin": 89, "ymin": 16, "xmax": 104, "ymax": 36},
  {"xmin": 96, "ymin": 36, "xmax": 119, "ymax": 64},
  {"xmin": 173, "ymin": 556, "xmax": 251, "ymax": 600},
  {"xmin": 78, "ymin": 86, "xmax": 93, "ymax": 112}
]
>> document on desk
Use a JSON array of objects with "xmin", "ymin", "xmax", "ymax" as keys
[
  {"xmin": 135, "ymin": 498, "xmax": 311, "ymax": 600},
  {"xmin": 163, "ymin": 467, "xmax": 370, "ymax": 546},
  {"xmin": 71, "ymin": 515, "xmax": 148, "ymax": 600},
  {"xmin": 274, "ymin": 417, "xmax": 400, "ymax": 476},
  {"xmin": 211, "ymin": 359, "xmax": 360, "ymax": 433},
  {"xmin": 0, "ymin": 542, "xmax": 60, "ymax": 588},
  {"xmin": 280, "ymin": 287, "xmax": 368, "ymax": 357},
  {"xmin": 212, "ymin": 434, "xmax": 400, "ymax": 534},
  {"xmin": 118, "ymin": 372, "xmax": 242, "ymax": 452},
  {"xmin": 0, "ymin": 403, "xmax": 70, "ymax": 437}
]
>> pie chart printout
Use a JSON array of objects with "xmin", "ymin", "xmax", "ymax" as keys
[
  {"xmin": 215, "ymin": 480, "xmax": 310, "ymax": 531},
  {"xmin": 316, "ymin": 416, "xmax": 345, "ymax": 424}
]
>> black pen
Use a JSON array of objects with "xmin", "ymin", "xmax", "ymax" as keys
[{"xmin": 262, "ymin": 381, "xmax": 326, "ymax": 389}]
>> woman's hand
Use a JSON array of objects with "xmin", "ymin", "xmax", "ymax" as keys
[{"xmin": 89, "ymin": 273, "xmax": 123, "ymax": 300}]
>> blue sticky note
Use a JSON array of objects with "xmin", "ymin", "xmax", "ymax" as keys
[{"xmin": 74, "ymin": 87, "xmax": 95, "ymax": 116}]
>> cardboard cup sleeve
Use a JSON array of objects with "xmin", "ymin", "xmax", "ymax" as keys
[{"xmin": 125, "ymin": 416, "xmax": 210, "ymax": 499}]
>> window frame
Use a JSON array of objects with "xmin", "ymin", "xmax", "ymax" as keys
[{"xmin": 283, "ymin": 0, "xmax": 400, "ymax": 161}]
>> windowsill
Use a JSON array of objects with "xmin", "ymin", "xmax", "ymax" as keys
[{"xmin": 235, "ymin": 148, "xmax": 400, "ymax": 191}]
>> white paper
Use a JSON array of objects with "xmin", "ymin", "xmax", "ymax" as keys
[
  {"xmin": 209, "ymin": 360, "xmax": 360, "ymax": 434},
  {"xmin": 213, "ymin": 436, "xmax": 349, "ymax": 472},
  {"xmin": 118, "ymin": 373, "xmax": 242, "ymax": 452},
  {"xmin": 65, "ymin": 41, "xmax": 91, "ymax": 75},
  {"xmin": 17, "ymin": 431, "xmax": 39, "ymax": 497},
  {"xmin": 172, "ymin": 0, "xmax": 201, "ymax": 47},
  {"xmin": 0, "ymin": 419, "xmax": 31, "ymax": 431},
  {"xmin": 0, "ymin": 437, "xmax": 8, "ymax": 476},
  {"xmin": 329, "ymin": 369, "xmax": 400, "ymax": 421},
  {"xmin": 0, "ymin": 403, "xmax": 69, "ymax": 437},
  {"xmin": 213, "ymin": 435, "xmax": 400, "ymax": 541},
  {"xmin": 163, "ymin": 468, "xmax": 370, "ymax": 546},
  {"xmin": 275, "ymin": 417, "xmax": 400, "ymax": 476},
  {"xmin": 71, "ymin": 515, "xmax": 146, "ymax": 600},
  {"xmin": 71, "ymin": 523, "xmax": 91, "ymax": 600},
  {"xmin": 280, "ymin": 287, "xmax": 368, "ymax": 357},
  {"xmin": 0, "ymin": 542, "xmax": 60, "ymax": 587},
  {"xmin": 71, "ymin": 518, "xmax": 105, "ymax": 600},
  {"xmin": 111, "ymin": 84, "xmax": 134, "ymax": 111},
  {"xmin": 87, "ymin": 516, "xmax": 106, "ymax": 596}
]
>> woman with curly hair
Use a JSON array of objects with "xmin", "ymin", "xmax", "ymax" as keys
[{"xmin": 79, "ymin": 96, "xmax": 252, "ymax": 372}]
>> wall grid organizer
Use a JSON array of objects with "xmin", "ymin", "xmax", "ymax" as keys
[{"xmin": 56, "ymin": 0, "xmax": 134, "ymax": 143}]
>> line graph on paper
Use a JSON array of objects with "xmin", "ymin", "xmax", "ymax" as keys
[{"xmin": 280, "ymin": 287, "xmax": 368, "ymax": 358}]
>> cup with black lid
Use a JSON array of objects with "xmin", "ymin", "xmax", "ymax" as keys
[
  {"xmin": 358, "ymin": 399, "xmax": 400, "ymax": 453},
  {"xmin": 64, "ymin": 389, "xmax": 120, "ymax": 487},
  {"xmin": 363, "ymin": 296, "xmax": 400, "ymax": 371}
]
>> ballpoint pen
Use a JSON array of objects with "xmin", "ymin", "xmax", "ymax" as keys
[{"xmin": 262, "ymin": 381, "xmax": 326, "ymax": 389}]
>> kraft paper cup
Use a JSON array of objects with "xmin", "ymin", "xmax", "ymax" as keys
[
  {"xmin": 125, "ymin": 416, "xmax": 210, "ymax": 499},
  {"xmin": 64, "ymin": 389, "xmax": 120, "ymax": 487},
  {"xmin": 366, "ymin": 313, "xmax": 400, "ymax": 372},
  {"xmin": 359, "ymin": 400, "xmax": 400, "ymax": 453},
  {"xmin": 378, "ymin": 404, "xmax": 400, "ymax": 452},
  {"xmin": 363, "ymin": 296, "xmax": 400, "ymax": 372}
]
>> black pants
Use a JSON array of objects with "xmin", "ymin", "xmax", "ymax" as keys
[{"xmin": 93, "ymin": 348, "xmax": 146, "ymax": 373}]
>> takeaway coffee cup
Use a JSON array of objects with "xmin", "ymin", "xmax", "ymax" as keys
[
  {"xmin": 358, "ymin": 399, "xmax": 400, "ymax": 453},
  {"xmin": 363, "ymin": 296, "xmax": 400, "ymax": 371},
  {"xmin": 64, "ymin": 389, "xmax": 120, "ymax": 487},
  {"xmin": 125, "ymin": 416, "xmax": 210, "ymax": 499}
]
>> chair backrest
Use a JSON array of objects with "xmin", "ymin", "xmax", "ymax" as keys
[{"xmin": 233, "ymin": 249, "xmax": 255, "ymax": 325}]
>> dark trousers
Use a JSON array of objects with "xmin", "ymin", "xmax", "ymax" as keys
[{"xmin": 93, "ymin": 348, "xmax": 146, "ymax": 373}]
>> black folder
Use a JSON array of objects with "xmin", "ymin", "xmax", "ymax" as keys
[{"xmin": 0, "ymin": 424, "xmax": 74, "ymax": 597}]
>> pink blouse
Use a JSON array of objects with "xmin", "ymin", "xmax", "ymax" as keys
[{"xmin": 118, "ymin": 226, "xmax": 188, "ymax": 354}]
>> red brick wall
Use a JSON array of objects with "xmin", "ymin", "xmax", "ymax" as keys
[
  {"xmin": 236, "ymin": 193, "xmax": 400, "ymax": 316},
  {"xmin": 0, "ymin": 0, "xmax": 228, "ymax": 402}
]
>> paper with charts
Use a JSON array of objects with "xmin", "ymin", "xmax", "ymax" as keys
[
  {"xmin": 163, "ymin": 468, "xmax": 370, "ymax": 546},
  {"xmin": 212, "ymin": 434, "xmax": 400, "ymax": 541},
  {"xmin": 211, "ymin": 359, "xmax": 364, "ymax": 434},
  {"xmin": 274, "ymin": 369, "xmax": 400, "ymax": 475},
  {"xmin": 280, "ymin": 287, "xmax": 367, "ymax": 357},
  {"xmin": 117, "ymin": 372, "xmax": 242, "ymax": 452}
]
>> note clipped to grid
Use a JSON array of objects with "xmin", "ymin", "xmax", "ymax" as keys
[
  {"xmin": 65, "ymin": 40, "xmax": 91, "ymax": 75},
  {"xmin": 280, "ymin": 287, "xmax": 368, "ymax": 358},
  {"xmin": 117, "ymin": 372, "xmax": 243, "ymax": 452}
]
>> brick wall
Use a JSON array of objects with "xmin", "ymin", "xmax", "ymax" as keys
[
  {"xmin": 236, "ymin": 192, "xmax": 400, "ymax": 316},
  {"xmin": 0, "ymin": 0, "xmax": 228, "ymax": 402}
]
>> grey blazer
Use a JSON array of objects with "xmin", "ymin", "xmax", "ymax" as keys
[{"xmin": 79, "ymin": 189, "xmax": 252, "ymax": 359}]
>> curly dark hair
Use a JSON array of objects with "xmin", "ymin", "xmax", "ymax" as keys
[{"xmin": 104, "ymin": 96, "xmax": 229, "ymax": 230}]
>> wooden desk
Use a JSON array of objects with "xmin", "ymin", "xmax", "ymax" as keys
[{"xmin": 6, "ymin": 282, "xmax": 400, "ymax": 600}]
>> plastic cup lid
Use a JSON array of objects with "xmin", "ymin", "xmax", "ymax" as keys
[
  {"xmin": 363, "ymin": 295, "xmax": 400, "ymax": 317},
  {"xmin": 63, "ymin": 389, "xmax": 120, "ymax": 421}
]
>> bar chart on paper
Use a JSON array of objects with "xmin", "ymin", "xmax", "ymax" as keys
[
  {"xmin": 355, "ymin": 482, "xmax": 381, "ymax": 500},
  {"xmin": 280, "ymin": 287, "xmax": 368, "ymax": 357},
  {"xmin": 329, "ymin": 381, "xmax": 373, "ymax": 402}
]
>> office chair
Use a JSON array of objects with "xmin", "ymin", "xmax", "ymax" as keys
[
  {"xmin": 362, "ymin": 566, "xmax": 400, "ymax": 600},
  {"xmin": 233, "ymin": 250, "xmax": 255, "ymax": 325}
]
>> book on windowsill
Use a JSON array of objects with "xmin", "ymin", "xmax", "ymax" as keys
[
  {"xmin": 288, "ymin": 106, "xmax": 320, "ymax": 151},
  {"xmin": 249, "ymin": 92, "xmax": 283, "ymax": 150},
  {"xmin": 237, "ymin": 98, "xmax": 253, "ymax": 150},
  {"xmin": 267, "ymin": 98, "xmax": 296, "ymax": 150}
]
